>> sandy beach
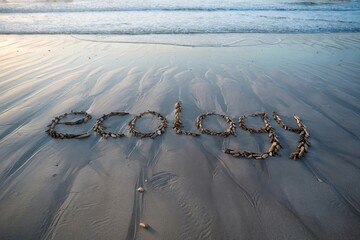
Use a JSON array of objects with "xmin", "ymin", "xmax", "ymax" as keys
[{"xmin": 0, "ymin": 33, "xmax": 360, "ymax": 240}]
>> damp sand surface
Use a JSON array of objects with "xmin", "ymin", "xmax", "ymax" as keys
[{"xmin": 0, "ymin": 34, "xmax": 360, "ymax": 240}]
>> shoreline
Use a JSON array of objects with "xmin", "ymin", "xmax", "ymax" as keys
[{"xmin": 1, "ymin": 32, "xmax": 360, "ymax": 47}]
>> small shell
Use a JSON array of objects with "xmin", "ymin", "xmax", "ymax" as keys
[
  {"xmin": 175, "ymin": 102, "xmax": 181, "ymax": 109},
  {"xmin": 137, "ymin": 187, "xmax": 145, "ymax": 193},
  {"xmin": 268, "ymin": 142, "xmax": 278, "ymax": 153},
  {"xmin": 157, "ymin": 130, "xmax": 162, "ymax": 135},
  {"xmin": 139, "ymin": 223, "xmax": 149, "ymax": 229},
  {"xmin": 228, "ymin": 150, "xmax": 237, "ymax": 154},
  {"xmin": 76, "ymin": 133, "xmax": 91, "ymax": 139},
  {"xmin": 299, "ymin": 146, "xmax": 305, "ymax": 157},
  {"xmin": 303, "ymin": 128, "xmax": 310, "ymax": 137}
]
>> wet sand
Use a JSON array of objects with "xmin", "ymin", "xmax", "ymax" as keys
[{"xmin": 0, "ymin": 33, "xmax": 359, "ymax": 240}]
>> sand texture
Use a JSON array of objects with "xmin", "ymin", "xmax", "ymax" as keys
[{"xmin": 0, "ymin": 34, "xmax": 360, "ymax": 240}]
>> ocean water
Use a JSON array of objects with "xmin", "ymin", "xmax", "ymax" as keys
[{"xmin": 0, "ymin": 0, "xmax": 359, "ymax": 34}]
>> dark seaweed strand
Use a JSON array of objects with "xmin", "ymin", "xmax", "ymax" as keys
[
  {"xmin": 45, "ymin": 111, "xmax": 92, "ymax": 139},
  {"xmin": 173, "ymin": 101, "xmax": 200, "ymax": 137},
  {"xmin": 224, "ymin": 112, "xmax": 281, "ymax": 160},
  {"xmin": 93, "ymin": 112, "xmax": 129, "ymax": 139},
  {"xmin": 272, "ymin": 112, "xmax": 310, "ymax": 160},
  {"xmin": 195, "ymin": 112, "xmax": 236, "ymax": 137},
  {"xmin": 128, "ymin": 111, "xmax": 168, "ymax": 139}
]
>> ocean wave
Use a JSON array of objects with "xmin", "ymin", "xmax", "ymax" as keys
[
  {"xmin": 0, "ymin": 1, "xmax": 359, "ymax": 34},
  {"xmin": 1, "ymin": 27, "xmax": 359, "ymax": 35},
  {"xmin": 0, "ymin": 3, "xmax": 359, "ymax": 13}
]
